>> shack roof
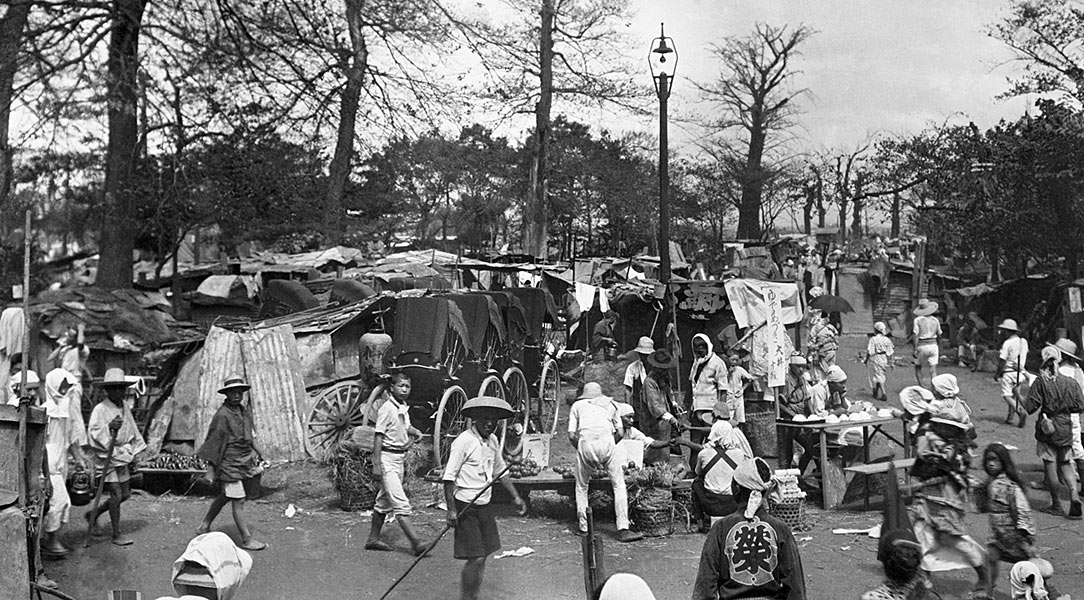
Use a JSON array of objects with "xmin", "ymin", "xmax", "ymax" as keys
[{"xmin": 30, "ymin": 287, "xmax": 201, "ymax": 351}]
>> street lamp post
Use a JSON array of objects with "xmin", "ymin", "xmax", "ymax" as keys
[{"xmin": 649, "ymin": 23, "xmax": 677, "ymax": 285}]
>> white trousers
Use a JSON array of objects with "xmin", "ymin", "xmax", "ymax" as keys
[{"xmin": 574, "ymin": 436, "xmax": 628, "ymax": 532}]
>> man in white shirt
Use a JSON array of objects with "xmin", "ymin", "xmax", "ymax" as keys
[
  {"xmin": 568, "ymin": 382, "xmax": 643, "ymax": 542},
  {"xmin": 623, "ymin": 336, "xmax": 654, "ymax": 427},
  {"xmin": 996, "ymin": 319, "xmax": 1029, "ymax": 427}
]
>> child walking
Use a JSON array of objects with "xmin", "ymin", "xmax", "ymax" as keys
[
  {"xmin": 366, "ymin": 372, "xmax": 429, "ymax": 555},
  {"xmin": 976, "ymin": 443, "xmax": 1066, "ymax": 598},
  {"xmin": 86, "ymin": 368, "xmax": 146, "ymax": 546},
  {"xmin": 196, "ymin": 376, "xmax": 267, "ymax": 551}
]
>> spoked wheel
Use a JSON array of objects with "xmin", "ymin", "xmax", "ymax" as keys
[
  {"xmin": 534, "ymin": 358, "xmax": 561, "ymax": 435},
  {"xmin": 304, "ymin": 380, "xmax": 366, "ymax": 461},
  {"xmin": 361, "ymin": 384, "xmax": 387, "ymax": 426},
  {"xmin": 433, "ymin": 385, "xmax": 469, "ymax": 468},
  {"xmin": 501, "ymin": 367, "xmax": 531, "ymax": 458}
]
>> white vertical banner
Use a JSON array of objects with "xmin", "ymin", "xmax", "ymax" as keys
[
  {"xmin": 1069, "ymin": 287, "xmax": 1082, "ymax": 314},
  {"xmin": 765, "ymin": 286, "xmax": 787, "ymax": 388}
]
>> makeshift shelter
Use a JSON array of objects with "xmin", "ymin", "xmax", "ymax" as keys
[{"xmin": 187, "ymin": 275, "xmax": 261, "ymax": 328}]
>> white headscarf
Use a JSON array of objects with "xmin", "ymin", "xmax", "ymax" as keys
[
  {"xmin": 44, "ymin": 368, "xmax": 79, "ymax": 418},
  {"xmin": 690, "ymin": 333, "xmax": 715, "ymax": 383},
  {"xmin": 707, "ymin": 420, "xmax": 753, "ymax": 457},
  {"xmin": 1010, "ymin": 559, "xmax": 1048, "ymax": 599},
  {"xmin": 732, "ymin": 456, "xmax": 780, "ymax": 519},
  {"xmin": 598, "ymin": 573, "xmax": 657, "ymax": 600},
  {"xmin": 931, "ymin": 374, "xmax": 959, "ymax": 398}
]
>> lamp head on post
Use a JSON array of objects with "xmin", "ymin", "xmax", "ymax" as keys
[{"xmin": 649, "ymin": 23, "xmax": 677, "ymax": 99}]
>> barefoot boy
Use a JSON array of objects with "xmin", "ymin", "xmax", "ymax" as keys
[
  {"xmin": 196, "ymin": 375, "xmax": 267, "ymax": 551},
  {"xmin": 366, "ymin": 371, "xmax": 428, "ymax": 554}
]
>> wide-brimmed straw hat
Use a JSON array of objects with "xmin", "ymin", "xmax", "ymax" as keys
[
  {"xmin": 462, "ymin": 395, "xmax": 513, "ymax": 419},
  {"xmin": 913, "ymin": 299, "xmax": 938, "ymax": 316},
  {"xmin": 577, "ymin": 382, "xmax": 612, "ymax": 402},
  {"xmin": 1049, "ymin": 339, "xmax": 1082, "ymax": 363},
  {"xmin": 100, "ymin": 368, "xmax": 132, "ymax": 388},
  {"xmin": 632, "ymin": 336, "xmax": 655, "ymax": 355},
  {"xmin": 218, "ymin": 375, "xmax": 251, "ymax": 395},
  {"xmin": 646, "ymin": 349, "xmax": 677, "ymax": 370},
  {"xmin": 998, "ymin": 318, "xmax": 1019, "ymax": 332}
]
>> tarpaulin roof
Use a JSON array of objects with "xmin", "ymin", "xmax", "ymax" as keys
[
  {"xmin": 30, "ymin": 287, "xmax": 201, "ymax": 351},
  {"xmin": 190, "ymin": 275, "xmax": 259, "ymax": 307}
]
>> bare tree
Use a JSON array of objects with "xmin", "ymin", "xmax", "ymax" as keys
[{"xmin": 697, "ymin": 23, "xmax": 812, "ymax": 240}]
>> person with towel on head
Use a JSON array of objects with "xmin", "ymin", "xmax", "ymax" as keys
[
  {"xmin": 196, "ymin": 376, "xmax": 268, "ymax": 551},
  {"xmin": 623, "ymin": 336, "xmax": 655, "ymax": 427},
  {"xmin": 692, "ymin": 455, "xmax": 807, "ymax": 600},
  {"xmin": 675, "ymin": 418, "xmax": 752, "ymax": 533},
  {"xmin": 866, "ymin": 322, "xmax": 895, "ymax": 402},
  {"xmin": 568, "ymin": 383, "xmax": 643, "ymax": 542},
  {"xmin": 615, "ymin": 401, "xmax": 671, "ymax": 459},
  {"xmin": 1022, "ymin": 345, "xmax": 1084, "ymax": 520},
  {"xmin": 595, "ymin": 573, "xmax": 657, "ymax": 600},
  {"xmin": 39, "ymin": 368, "xmax": 89, "ymax": 558},
  {"xmin": 86, "ymin": 368, "xmax": 146, "ymax": 546},
  {"xmin": 912, "ymin": 298, "xmax": 942, "ymax": 388},
  {"xmin": 443, "ymin": 395, "xmax": 527, "ymax": 600},
  {"xmin": 1009, "ymin": 559, "xmax": 1070, "ymax": 600},
  {"xmin": 687, "ymin": 333, "xmax": 729, "ymax": 451},
  {"xmin": 996, "ymin": 319, "xmax": 1030, "ymax": 427}
]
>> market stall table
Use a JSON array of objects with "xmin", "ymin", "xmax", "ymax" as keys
[{"xmin": 776, "ymin": 416, "xmax": 911, "ymax": 509}]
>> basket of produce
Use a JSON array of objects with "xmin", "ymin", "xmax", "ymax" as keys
[
  {"xmin": 769, "ymin": 469, "xmax": 808, "ymax": 530},
  {"xmin": 331, "ymin": 441, "xmax": 378, "ymax": 511},
  {"xmin": 626, "ymin": 464, "xmax": 682, "ymax": 537},
  {"xmin": 140, "ymin": 452, "xmax": 210, "ymax": 474}
]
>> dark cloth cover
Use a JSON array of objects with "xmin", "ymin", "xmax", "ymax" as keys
[
  {"xmin": 1024, "ymin": 373, "xmax": 1084, "ymax": 447},
  {"xmin": 506, "ymin": 287, "xmax": 559, "ymax": 343}
]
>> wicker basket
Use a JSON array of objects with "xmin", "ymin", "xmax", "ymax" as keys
[
  {"xmin": 332, "ymin": 442, "xmax": 378, "ymax": 511},
  {"xmin": 767, "ymin": 498, "xmax": 804, "ymax": 529},
  {"xmin": 631, "ymin": 505, "xmax": 674, "ymax": 537}
]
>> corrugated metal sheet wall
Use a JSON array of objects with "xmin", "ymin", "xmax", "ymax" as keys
[
  {"xmin": 239, "ymin": 325, "xmax": 308, "ymax": 462},
  {"xmin": 195, "ymin": 327, "xmax": 246, "ymax": 449}
]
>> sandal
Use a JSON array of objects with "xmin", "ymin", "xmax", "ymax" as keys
[{"xmin": 1067, "ymin": 500, "xmax": 1083, "ymax": 520}]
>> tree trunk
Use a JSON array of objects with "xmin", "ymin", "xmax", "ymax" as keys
[
  {"xmin": 815, "ymin": 176, "xmax": 825, "ymax": 228},
  {"xmin": 838, "ymin": 198, "xmax": 848, "ymax": 243},
  {"xmin": 525, "ymin": 0, "xmax": 554, "ymax": 258},
  {"xmin": 97, "ymin": 0, "xmax": 147, "ymax": 290},
  {"xmin": 324, "ymin": 0, "xmax": 368, "ymax": 243},
  {"xmin": 890, "ymin": 192, "xmax": 901, "ymax": 238},
  {"xmin": 736, "ymin": 125, "xmax": 766, "ymax": 239},
  {"xmin": 851, "ymin": 197, "xmax": 863, "ymax": 240},
  {"xmin": 802, "ymin": 188, "xmax": 813, "ymax": 235},
  {"xmin": 0, "ymin": 0, "xmax": 31, "ymax": 228}
]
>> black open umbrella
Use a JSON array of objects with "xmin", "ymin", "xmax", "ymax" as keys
[{"xmin": 809, "ymin": 294, "xmax": 854, "ymax": 313}]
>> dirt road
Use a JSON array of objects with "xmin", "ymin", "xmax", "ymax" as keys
[{"xmin": 45, "ymin": 333, "xmax": 1084, "ymax": 599}]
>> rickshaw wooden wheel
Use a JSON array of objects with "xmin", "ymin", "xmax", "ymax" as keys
[
  {"xmin": 304, "ymin": 380, "xmax": 366, "ymax": 461},
  {"xmin": 536, "ymin": 358, "xmax": 561, "ymax": 435},
  {"xmin": 433, "ymin": 385, "xmax": 469, "ymax": 467},
  {"xmin": 501, "ymin": 367, "xmax": 530, "ymax": 458},
  {"xmin": 361, "ymin": 383, "xmax": 387, "ymax": 426}
]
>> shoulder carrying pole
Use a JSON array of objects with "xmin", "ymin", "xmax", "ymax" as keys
[{"xmin": 83, "ymin": 426, "xmax": 120, "ymax": 548}]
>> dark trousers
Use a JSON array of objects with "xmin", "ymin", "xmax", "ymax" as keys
[{"xmin": 691, "ymin": 479, "xmax": 738, "ymax": 523}]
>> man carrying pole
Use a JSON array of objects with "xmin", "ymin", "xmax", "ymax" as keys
[{"xmin": 442, "ymin": 396, "xmax": 527, "ymax": 600}]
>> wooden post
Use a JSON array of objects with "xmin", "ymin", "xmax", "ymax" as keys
[
  {"xmin": 17, "ymin": 210, "xmax": 30, "ymax": 508},
  {"xmin": 911, "ymin": 237, "xmax": 926, "ymax": 301}
]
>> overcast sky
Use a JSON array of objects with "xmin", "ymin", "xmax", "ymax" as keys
[{"xmin": 620, "ymin": 0, "xmax": 1032, "ymax": 154}]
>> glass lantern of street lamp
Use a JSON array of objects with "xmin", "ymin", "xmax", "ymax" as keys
[{"xmin": 648, "ymin": 23, "xmax": 677, "ymax": 99}]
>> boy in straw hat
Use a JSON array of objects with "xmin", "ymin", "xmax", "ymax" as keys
[
  {"xmin": 568, "ymin": 383, "xmax": 643, "ymax": 542},
  {"xmin": 692, "ymin": 455, "xmax": 807, "ymax": 600},
  {"xmin": 86, "ymin": 368, "xmax": 146, "ymax": 546},
  {"xmin": 443, "ymin": 395, "xmax": 527, "ymax": 600},
  {"xmin": 195, "ymin": 375, "xmax": 267, "ymax": 550},
  {"xmin": 623, "ymin": 335, "xmax": 655, "ymax": 427}
]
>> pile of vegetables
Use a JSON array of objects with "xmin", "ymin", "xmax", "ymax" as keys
[
  {"xmin": 552, "ymin": 463, "xmax": 576, "ymax": 479},
  {"xmin": 507, "ymin": 458, "xmax": 542, "ymax": 479},
  {"xmin": 143, "ymin": 452, "xmax": 209, "ymax": 471}
]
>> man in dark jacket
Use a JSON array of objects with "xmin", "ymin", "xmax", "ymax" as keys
[
  {"xmin": 692, "ymin": 456, "xmax": 806, "ymax": 600},
  {"xmin": 196, "ymin": 376, "xmax": 268, "ymax": 550}
]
